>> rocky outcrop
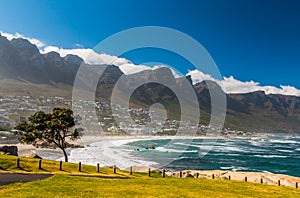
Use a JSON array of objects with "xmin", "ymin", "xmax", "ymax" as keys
[
  {"xmin": 0, "ymin": 145, "xmax": 18, "ymax": 156},
  {"xmin": 0, "ymin": 33, "xmax": 83, "ymax": 84},
  {"xmin": 146, "ymin": 145, "xmax": 155, "ymax": 149},
  {"xmin": 25, "ymin": 151, "xmax": 42, "ymax": 159}
]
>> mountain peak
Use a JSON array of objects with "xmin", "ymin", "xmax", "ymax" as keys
[
  {"xmin": 194, "ymin": 80, "xmax": 223, "ymax": 90},
  {"xmin": 10, "ymin": 38, "xmax": 40, "ymax": 61},
  {"xmin": 0, "ymin": 32, "xmax": 11, "ymax": 45},
  {"xmin": 45, "ymin": 51, "xmax": 61, "ymax": 57},
  {"xmin": 64, "ymin": 54, "xmax": 83, "ymax": 65},
  {"xmin": 11, "ymin": 38, "xmax": 39, "ymax": 52}
]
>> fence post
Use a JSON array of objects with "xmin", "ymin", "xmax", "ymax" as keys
[
  {"xmin": 179, "ymin": 171, "xmax": 182, "ymax": 178},
  {"xmin": 296, "ymin": 182, "xmax": 298, "ymax": 189},
  {"xmin": 130, "ymin": 166, "xmax": 132, "ymax": 175},
  {"xmin": 196, "ymin": 173, "xmax": 199, "ymax": 178},
  {"xmin": 59, "ymin": 161, "xmax": 62, "ymax": 171},
  {"xmin": 16, "ymin": 158, "xmax": 20, "ymax": 168},
  {"xmin": 97, "ymin": 163, "xmax": 100, "ymax": 173},
  {"xmin": 78, "ymin": 162, "xmax": 81, "ymax": 172},
  {"xmin": 212, "ymin": 174, "xmax": 214, "ymax": 179},
  {"xmin": 113, "ymin": 165, "xmax": 116, "ymax": 174},
  {"xmin": 162, "ymin": 169, "xmax": 165, "ymax": 178},
  {"xmin": 261, "ymin": 178, "xmax": 263, "ymax": 184},
  {"xmin": 38, "ymin": 159, "xmax": 42, "ymax": 169},
  {"xmin": 228, "ymin": 175, "xmax": 231, "ymax": 180},
  {"xmin": 245, "ymin": 177, "xmax": 247, "ymax": 182},
  {"xmin": 278, "ymin": 180, "xmax": 280, "ymax": 186},
  {"xmin": 148, "ymin": 168, "xmax": 151, "ymax": 177}
]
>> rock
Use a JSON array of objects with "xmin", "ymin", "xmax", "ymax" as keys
[
  {"xmin": 106, "ymin": 165, "xmax": 119, "ymax": 169},
  {"xmin": 26, "ymin": 151, "xmax": 42, "ymax": 159},
  {"xmin": 33, "ymin": 154, "xmax": 42, "ymax": 159},
  {"xmin": 185, "ymin": 173, "xmax": 195, "ymax": 178},
  {"xmin": 65, "ymin": 142, "xmax": 84, "ymax": 148},
  {"xmin": 0, "ymin": 146, "xmax": 18, "ymax": 156},
  {"xmin": 32, "ymin": 140, "xmax": 51, "ymax": 148},
  {"xmin": 145, "ymin": 145, "xmax": 155, "ymax": 149},
  {"xmin": 165, "ymin": 170, "xmax": 173, "ymax": 177},
  {"xmin": 151, "ymin": 169, "xmax": 161, "ymax": 174}
]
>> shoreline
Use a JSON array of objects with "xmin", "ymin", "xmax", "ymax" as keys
[
  {"xmin": 1, "ymin": 134, "xmax": 300, "ymax": 188},
  {"xmin": 170, "ymin": 169, "xmax": 300, "ymax": 188},
  {"xmin": 126, "ymin": 166, "xmax": 300, "ymax": 187}
]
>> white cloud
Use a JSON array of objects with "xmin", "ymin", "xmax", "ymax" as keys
[
  {"xmin": 75, "ymin": 43, "xmax": 84, "ymax": 48},
  {"xmin": 0, "ymin": 31, "xmax": 45, "ymax": 48},
  {"xmin": 1, "ymin": 31, "xmax": 300, "ymax": 96},
  {"xmin": 41, "ymin": 46, "xmax": 178, "ymax": 76},
  {"xmin": 221, "ymin": 76, "xmax": 261, "ymax": 93},
  {"xmin": 42, "ymin": 46, "xmax": 129, "ymax": 65},
  {"xmin": 186, "ymin": 69, "xmax": 216, "ymax": 83},
  {"xmin": 118, "ymin": 63, "xmax": 152, "ymax": 74},
  {"xmin": 188, "ymin": 70, "xmax": 300, "ymax": 96},
  {"xmin": 0, "ymin": 32, "xmax": 183, "ymax": 77},
  {"xmin": 221, "ymin": 76, "xmax": 300, "ymax": 96}
]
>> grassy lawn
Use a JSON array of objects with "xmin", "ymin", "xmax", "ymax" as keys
[
  {"xmin": 0, "ymin": 155, "xmax": 153, "ymax": 178},
  {"xmin": 1, "ymin": 174, "xmax": 300, "ymax": 198},
  {"xmin": 1, "ymin": 155, "xmax": 300, "ymax": 197}
]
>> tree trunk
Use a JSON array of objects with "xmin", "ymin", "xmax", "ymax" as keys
[{"xmin": 61, "ymin": 148, "xmax": 68, "ymax": 162}]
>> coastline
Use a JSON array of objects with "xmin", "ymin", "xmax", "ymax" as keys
[
  {"xmin": 125, "ymin": 166, "xmax": 300, "ymax": 187},
  {"xmin": 1, "ymin": 134, "xmax": 300, "ymax": 188},
  {"xmin": 169, "ymin": 169, "xmax": 300, "ymax": 188}
]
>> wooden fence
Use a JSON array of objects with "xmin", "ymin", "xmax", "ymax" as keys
[{"xmin": 10, "ymin": 158, "xmax": 299, "ymax": 188}]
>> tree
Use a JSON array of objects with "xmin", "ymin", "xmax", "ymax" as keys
[{"xmin": 15, "ymin": 108, "xmax": 82, "ymax": 162}]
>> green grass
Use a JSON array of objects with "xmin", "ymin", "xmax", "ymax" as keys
[
  {"xmin": 1, "ymin": 174, "xmax": 300, "ymax": 198},
  {"xmin": 0, "ymin": 155, "xmax": 157, "ymax": 178},
  {"xmin": 1, "ymin": 155, "xmax": 300, "ymax": 197}
]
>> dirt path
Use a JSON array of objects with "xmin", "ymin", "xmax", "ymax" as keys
[{"xmin": 0, "ymin": 173, "xmax": 53, "ymax": 186}]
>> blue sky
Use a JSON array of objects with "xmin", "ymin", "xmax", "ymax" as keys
[{"xmin": 0, "ymin": 0, "xmax": 300, "ymax": 91}]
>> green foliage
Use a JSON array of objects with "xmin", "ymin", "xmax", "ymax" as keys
[
  {"xmin": 14, "ymin": 108, "xmax": 82, "ymax": 162},
  {"xmin": 0, "ymin": 125, "xmax": 10, "ymax": 131}
]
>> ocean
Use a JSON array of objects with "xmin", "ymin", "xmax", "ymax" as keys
[
  {"xmin": 2, "ymin": 133, "xmax": 300, "ymax": 177},
  {"xmin": 66, "ymin": 134, "xmax": 300, "ymax": 177},
  {"xmin": 123, "ymin": 135, "xmax": 300, "ymax": 177}
]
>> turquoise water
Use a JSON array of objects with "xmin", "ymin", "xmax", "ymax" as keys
[{"xmin": 124, "ymin": 135, "xmax": 300, "ymax": 177}]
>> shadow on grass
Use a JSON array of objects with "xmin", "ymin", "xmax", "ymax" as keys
[
  {"xmin": 16, "ymin": 167, "xmax": 28, "ymax": 171},
  {"xmin": 69, "ymin": 174, "xmax": 130, "ymax": 179},
  {"xmin": 37, "ymin": 168, "xmax": 48, "ymax": 172}
]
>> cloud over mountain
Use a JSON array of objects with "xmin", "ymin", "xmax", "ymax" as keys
[
  {"xmin": 187, "ymin": 69, "xmax": 300, "ymax": 96},
  {"xmin": 0, "ymin": 31, "xmax": 45, "ymax": 48},
  {"xmin": 1, "ymin": 31, "xmax": 300, "ymax": 133},
  {"xmin": 1, "ymin": 30, "xmax": 300, "ymax": 96}
]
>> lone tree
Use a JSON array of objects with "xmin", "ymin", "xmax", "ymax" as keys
[{"xmin": 15, "ymin": 108, "xmax": 82, "ymax": 162}]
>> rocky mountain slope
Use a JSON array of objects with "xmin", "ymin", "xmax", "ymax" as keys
[{"xmin": 0, "ymin": 33, "xmax": 299, "ymax": 133}]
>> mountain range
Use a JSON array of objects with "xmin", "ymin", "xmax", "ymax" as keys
[{"xmin": 0, "ymin": 33, "xmax": 300, "ymax": 133}]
